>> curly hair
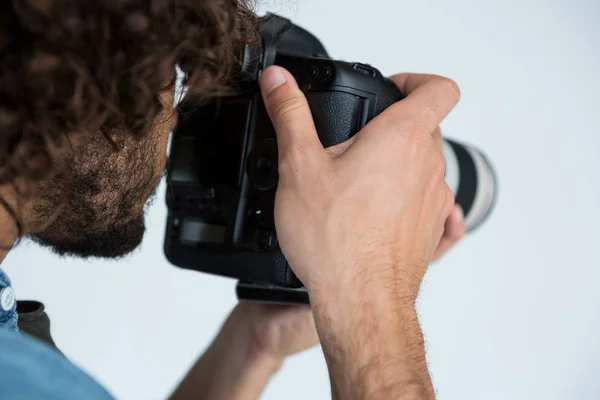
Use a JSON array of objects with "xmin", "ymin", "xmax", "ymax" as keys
[{"xmin": 0, "ymin": 0, "xmax": 258, "ymax": 189}]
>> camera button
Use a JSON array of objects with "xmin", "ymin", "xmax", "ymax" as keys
[
  {"xmin": 256, "ymin": 156, "xmax": 272, "ymax": 173},
  {"xmin": 309, "ymin": 66, "xmax": 318, "ymax": 79},
  {"xmin": 352, "ymin": 63, "xmax": 378, "ymax": 77},
  {"xmin": 257, "ymin": 230, "xmax": 278, "ymax": 250},
  {"xmin": 247, "ymin": 139, "xmax": 279, "ymax": 191},
  {"xmin": 248, "ymin": 208, "xmax": 263, "ymax": 222}
]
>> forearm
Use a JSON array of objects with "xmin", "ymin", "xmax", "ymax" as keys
[
  {"xmin": 312, "ymin": 284, "xmax": 434, "ymax": 400},
  {"xmin": 169, "ymin": 310, "xmax": 282, "ymax": 400}
]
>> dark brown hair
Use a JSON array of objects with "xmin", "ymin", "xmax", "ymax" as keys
[{"xmin": 0, "ymin": 0, "xmax": 258, "ymax": 188}]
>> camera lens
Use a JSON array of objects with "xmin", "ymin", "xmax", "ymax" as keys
[{"xmin": 443, "ymin": 140, "xmax": 497, "ymax": 232}]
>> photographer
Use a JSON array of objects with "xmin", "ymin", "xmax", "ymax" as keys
[{"xmin": 0, "ymin": 1, "xmax": 464, "ymax": 399}]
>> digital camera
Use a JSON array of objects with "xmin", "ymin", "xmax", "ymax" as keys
[{"xmin": 164, "ymin": 14, "xmax": 497, "ymax": 304}]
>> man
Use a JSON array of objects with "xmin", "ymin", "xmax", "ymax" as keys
[{"xmin": 0, "ymin": 1, "xmax": 465, "ymax": 399}]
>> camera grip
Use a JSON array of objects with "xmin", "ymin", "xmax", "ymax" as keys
[{"xmin": 306, "ymin": 91, "xmax": 364, "ymax": 147}]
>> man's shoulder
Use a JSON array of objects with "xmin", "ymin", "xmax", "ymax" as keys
[{"xmin": 0, "ymin": 328, "xmax": 114, "ymax": 400}]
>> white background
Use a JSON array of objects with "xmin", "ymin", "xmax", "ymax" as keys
[{"xmin": 4, "ymin": 0, "xmax": 600, "ymax": 399}]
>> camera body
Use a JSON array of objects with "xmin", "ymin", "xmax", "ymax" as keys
[
  {"xmin": 165, "ymin": 14, "xmax": 405, "ymax": 289},
  {"xmin": 164, "ymin": 14, "xmax": 497, "ymax": 303}
]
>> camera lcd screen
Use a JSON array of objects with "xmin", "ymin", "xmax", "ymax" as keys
[{"xmin": 170, "ymin": 98, "xmax": 252, "ymax": 187}]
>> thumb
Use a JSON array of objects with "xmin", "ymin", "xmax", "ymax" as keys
[{"xmin": 260, "ymin": 66, "xmax": 324, "ymax": 167}]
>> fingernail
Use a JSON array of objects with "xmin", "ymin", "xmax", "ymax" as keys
[
  {"xmin": 261, "ymin": 67, "xmax": 288, "ymax": 95},
  {"xmin": 454, "ymin": 205, "xmax": 464, "ymax": 223}
]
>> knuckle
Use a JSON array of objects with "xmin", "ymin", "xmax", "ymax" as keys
[
  {"xmin": 431, "ymin": 152, "xmax": 446, "ymax": 182},
  {"xmin": 444, "ymin": 193, "xmax": 455, "ymax": 215},
  {"xmin": 440, "ymin": 186, "xmax": 455, "ymax": 215},
  {"xmin": 423, "ymin": 154, "xmax": 447, "ymax": 201}
]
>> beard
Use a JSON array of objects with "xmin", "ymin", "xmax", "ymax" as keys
[
  {"xmin": 29, "ymin": 130, "xmax": 165, "ymax": 259},
  {"xmin": 32, "ymin": 187, "xmax": 158, "ymax": 259},
  {"xmin": 33, "ymin": 215, "xmax": 146, "ymax": 258}
]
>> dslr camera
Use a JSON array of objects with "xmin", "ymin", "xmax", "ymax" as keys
[{"xmin": 164, "ymin": 14, "xmax": 497, "ymax": 304}]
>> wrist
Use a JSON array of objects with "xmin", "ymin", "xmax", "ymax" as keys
[
  {"xmin": 242, "ymin": 333, "xmax": 283, "ymax": 382},
  {"xmin": 308, "ymin": 270, "xmax": 433, "ymax": 399},
  {"xmin": 311, "ymin": 287, "xmax": 417, "ymax": 356},
  {"xmin": 308, "ymin": 266, "xmax": 418, "ymax": 324},
  {"xmin": 218, "ymin": 308, "xmax": 284, "ymax": 380},
  {"xmin": 307, "ymin": 253, "xmax": 424, "ymax": 307},
  {"xmin": 171, "ymin": 307, "xmax": 283, "ymax": 400}
]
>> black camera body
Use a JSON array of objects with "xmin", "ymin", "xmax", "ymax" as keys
[
  {"xmin": 164, "ymin": 14, "xmax": 496, "ymax": 304},
  {"xmin": 164, "ymin": 15, "xmax": 405, "ymax": 291}
]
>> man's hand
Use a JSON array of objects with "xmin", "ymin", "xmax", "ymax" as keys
[
  {"xmin": 434, "ymin": 204, "xmax": 465, "ymax": 261},
  {"xmin": 233, "ymin": 302, "xmax": 318, "ymax": 361},
  {"xmin": 261, "ymin": 66, "xmax": 461, "ymax": 299},
  {"xmin": 171, "ymin": 68, "xmax": 466, "ymax": 400},
  {"xmin": 169, "ymin": 303, "xmax": 318, "ymax": 400},
  {"xmin": 260, "ymin": 66, "xmax": 463, "ymax": 399},
  {"xmin": 170, "ymin": 236, "xmax": 463, "ymax": 400}
]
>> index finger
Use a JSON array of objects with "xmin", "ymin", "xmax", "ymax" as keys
[{"xmin": 388, "ymin": 73, "xmax": 461, "ymax": 133}]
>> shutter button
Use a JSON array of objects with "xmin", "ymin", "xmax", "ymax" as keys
[
  {"xmin": 0, "ymin": 287, "xmax": 15, "ymax": 311},
  {"xmin": 352, "ymin": 63, "xmax": 379, "ymax": 77}
]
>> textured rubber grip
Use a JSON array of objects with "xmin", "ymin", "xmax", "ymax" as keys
[{"xmin": 306, "ymin": 91, "xmax": 363, "ymax": 147}]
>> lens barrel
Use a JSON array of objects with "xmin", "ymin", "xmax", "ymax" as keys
[{"xmin": 443, "ymin": 140, "xmax": 497, "ymax": 231}]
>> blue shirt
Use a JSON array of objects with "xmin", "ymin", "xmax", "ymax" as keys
[{"xmin": 0, "ymin": 269, "xmax": 115, "ymax": 399}]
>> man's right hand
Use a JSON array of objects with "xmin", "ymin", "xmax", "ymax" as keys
[
  {"xmin": 260, "ymin": 66, "xmax": 459, "ymax": 301},
  {"xmin": 259, "ymin": 66, "xmax": 461, "ymax": 400}
]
